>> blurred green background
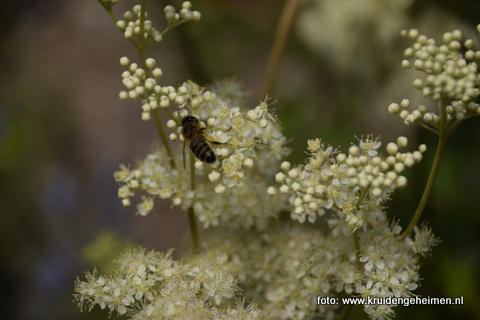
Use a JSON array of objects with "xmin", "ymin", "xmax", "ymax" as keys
[{"xmin": 0, "ymin": 0, "xmax": 479, "ymax": 319}]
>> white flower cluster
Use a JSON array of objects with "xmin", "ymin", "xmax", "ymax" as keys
[
  {"xmin": 119, "ymin": 56, "xmax": 168, "ymax": 120},
  {"xmin": 74, "ymin": 249, "xmax": 271, "ymax": 320},
  {"xmin": 114, "ymin": 2, "xmax": 200, "ymax": 44},
  {"xmin": 204, "ymin": 225, "xmax": 348, "ymax": 320},
  {"xmin": 271, "ymin": 135, "xmax": 426, "ymax": 229},
  {"xmin": 166, "ymin": 80, "xmax": 289, "ymax": 189},
  {"xmin": 114, "ymin": 147, "xmax": 285, "ymax": 229},
  {"xmin": 113, "ymin": 2, "xmax": 201, "ymax": 122},
  {"xmin": 114, "ymin": 148, "xmax": 186, "ymax": 214},
  {"xmin": 192, "ymin": 177, "xmax": 285, "ymax": 229},
  {"xmin": 357, "ymin": 222, "xmax": 438, "ymax": 319},
  {"xmin": 204, "ymin": 221, "xmax": 438, "ymax": 320},
  {"xmin": 115, "ymin": 74, "xmax": 289, "ymax": 224},
  {"xmin": 389, "ymin": 26, "xmax": 480, "ymax": 128}
]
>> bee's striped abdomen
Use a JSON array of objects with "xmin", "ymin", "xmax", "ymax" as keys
[{"xmin": 190, "ymin": 137, "xmax": 216, "ymax": 163}]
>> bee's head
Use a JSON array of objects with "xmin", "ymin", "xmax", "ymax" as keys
[{"xmin": 181, "ymin": 115, "xmax": 199, "ymax": 126}]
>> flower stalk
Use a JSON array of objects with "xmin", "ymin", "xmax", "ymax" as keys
[
  {"xmin": 402, "ymin": 97, "xmax": 449, "ymax": 239},
  {"xmin": 188, "ymin": 151, "xmax": 200, "ymax": 255},
  {"xmin": 353, "ymin": 188, "xmax": 368, "ymax": 270},
  {"xmin": 137, "ymin": 0, "xmax": 148, "ymax": 67},
  {"xmin": 260, "ymin": 0, "xmax": 301, "ymax": 98},
  {"xmin": 187, "ymin": 206, "xmax": 200, "ymax": 256}
]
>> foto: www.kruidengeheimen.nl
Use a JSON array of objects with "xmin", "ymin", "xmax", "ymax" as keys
[{"xmin": 317, "ymin": 296, "xmax": 464, "ymax": 307}]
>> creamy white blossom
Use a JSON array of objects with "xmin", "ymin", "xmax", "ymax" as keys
[
  {"xmin": 204, "ymin": 220, "xmax": 438, "ymax": 320},
  {"xmin": 85, "ymin": 2, "xmax": 460, "ymax": 320},
  {"xmin": 114, "ymin": 147, "xmax": 285, "ymax": 229},
  {"xmin": 165, "ymin": 80, "xmax": 289, "ymax": 189},
  {"xmin": 74, "ymin": 249, "xmax": 271, "ymax": 319},
  {"xmin": 273, "ymin": 135, "xmax": 425, "ymax": 228}
]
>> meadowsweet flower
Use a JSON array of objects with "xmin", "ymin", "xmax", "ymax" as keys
[
  {"xmin": 356, "ymin": 221, "xmax": 438, "ymax": 319},
  {"xmin": 119, "ymin": 74, "xmax": 290, "ymax": 185},
  {"xmin": 114, "ymin": 146, "xmax": 285, "ymax": 229},
  {"xmin": 204, "ymin": 217, "xmax": 437, "ymax": 320},
  {"xmin": 74, "ymin": 249, "xmax": 271, "ymax": 319},
  {"xmin": 203, "ymin": 224, "xmax": 349, "ymax": 320},
  {"xmin": 167, "ymin": 80, "xmax": 289, "ymax": 189},
  {"xmin": 405, "ymin": 224, "xmax": 440, "ymax": 256},
  {"xmin": 272, "ymin": 135, "xmax": 425, "ymax": 228},
  {"xmin": 93, "ymin": 3, "xmax": 448, "ymax": 320}
]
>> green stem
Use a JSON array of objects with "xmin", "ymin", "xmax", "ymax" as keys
[
  {"xmin": 401, "ymin": 133, "xmax": 447, "ymax": 239},
  {"xmin": 419, "ymin": 122, "xmax": 438, "ymax": 135},
  {"xmin": 352, "ymin": 188, "xmax": 367, "ymax": 270},
  {"xmin": 189, "ymin": 150, "xmax": 196, "ymax": 190},
  {"xmin": 342, "ymin": 188, "xmax": 368, "ymax": 320},
  {"xmin": 138, "ymin": 0, "xmax": 148, "ymax": 70},
  {"xmin": 352, "ymin": 229, "xmax": 361, "ymax": 270},
  {"xmin": 188, "ymin": 154, "xmax": 200, "ymax": 255},
  {"xmin": 163, "ymin": 108, "xmax": 175, "ymax": 121},
  {"xmin": 140, "ymin": 1, "xmax": 179, "ymax": 170},
  {"xmin": 402, "ymin": 97, "xmax": 449, "ymax": 239},
  {"xmin": 338, "ymin": 304, "xmax": 354, "ymax": 320},
  {"xmin": 98, "ymin": 1, "xmax": 139, "ymax": 48},
  {"xmin": 445, "ymin": 118, "xmax": 461, "ymax": 137},
  {"xmin": 187, "ymin": 206, "xmax": 200, "ymax": 256},
  {"xmin": 260, "ymin": 0, "xmax": 301, "ymax": 99}
]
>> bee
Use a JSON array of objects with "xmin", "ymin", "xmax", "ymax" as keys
[{"xmin": 181, "ymin": 115, "xmax": 220, "ymax": 168}]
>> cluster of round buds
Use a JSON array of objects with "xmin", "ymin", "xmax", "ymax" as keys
[
  {"xmin": 119, "ymin": 58, "xmax": 206, "ymax": 121},
  {"xmin": 116, "ymin": 5, "xmax": 163, "ymax": 43},
  {"xmin": 164, "ymin": 1, "xmax": 201, "ymax": 28},
  {"xmin": 270, "ymin": 136, "xmax": 426, "ymax": 229},
  {"xmin": 392, "ymin": 27, "xmax": 480, "ymax": 129}
]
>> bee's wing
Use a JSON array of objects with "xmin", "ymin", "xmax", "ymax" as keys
[{"xmin": 204, "ymin": 132, "xmax": 221, "ymax": 145}]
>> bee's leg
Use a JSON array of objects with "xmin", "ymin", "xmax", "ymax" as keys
[{"xmin": 183, "ymin": 141, "xmax": 187, "ymax": 169}]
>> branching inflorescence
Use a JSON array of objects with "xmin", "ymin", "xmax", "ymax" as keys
[{"xmin": 74, "ymin": 1, "xmax": 480, "ymax": 319}]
